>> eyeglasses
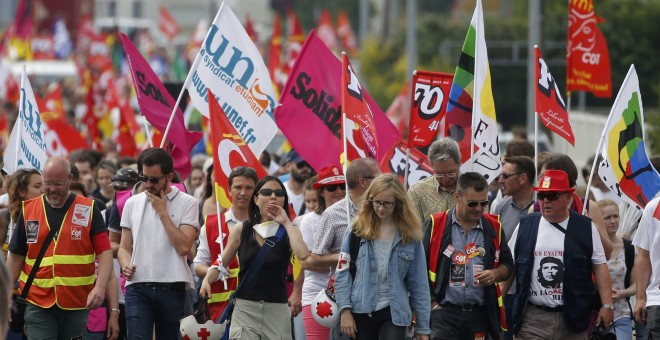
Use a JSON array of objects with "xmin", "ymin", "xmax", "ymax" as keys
[
  {"xmin": 139, "ymin": 173, "xmax": 168, "ymax": 184},
  {"xmin": 324, "ymin": 184, "xmax": 346, "ymax": 192},
  {"xmin": 501, "ymin": 172, "xmax": 522, "ymax": 180},
  {"xmin": 44, "ymin": 181, "xmax": 66, "ymax": 188},
  {"xmin": 434, "ymin": 172, "xmax": 458, "ymax": 180},
  {"xmin": 460, "ymin": 196, "xmax": 489, "ymax": 208},
  {"xmin": 371, "ymin": 200, "xmax": 396, "ymax": 209},
  {"xmin": 295, "ymin": 161, "xmax": 311, "ymax": 169},
  {"xmin": 537, "ymin": 192, "xmax": 563, "ymax": 201},
  {"xmin": 259, "ymin": 188, "xmax": 287, "ymax": 197}
]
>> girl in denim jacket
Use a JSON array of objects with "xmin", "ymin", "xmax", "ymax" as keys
[{"xmin": 334, "ymin": 173, "xmax": 431, "ymax": 339}]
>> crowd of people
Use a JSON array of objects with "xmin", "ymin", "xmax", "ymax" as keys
[{"xmin": 2, "ymin": 135, "xmax": 660, "ymax": 340}]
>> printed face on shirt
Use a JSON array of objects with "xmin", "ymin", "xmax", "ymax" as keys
[
  {"xmin": 22, "ymin": 173, "xmax": 44, "ymax": 200},
  {"xmin": 600, "ymin": 204, "xmax": 620, "ymax": 235},
  {"xmin": 229, "ymin": 175, "xmax": 256, "ymax": 211},
  {"xmin": 431, "ymin": 159, "xmax": 460, "ymax": 192},
  {"xmin": 537, "ymin": 256, "xmax": 563, "ymax": 288},
  {"xmin": 454, "ymin": 187, "xmax": 488, "ymax": 226}
]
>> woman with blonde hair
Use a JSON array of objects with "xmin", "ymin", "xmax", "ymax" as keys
[{"xmin": 334, "ymin": 173, "xmax": 431, "ymax": 339}]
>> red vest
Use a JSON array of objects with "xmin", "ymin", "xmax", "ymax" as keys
[
  {"xmin": 19, "ymin": 195, "xmax": 96, "ymax": 309},
  {"xmin": 427, "ymin": 211, "xmax": 508, "ymax": 331},
  {"xmin": 206, "ymin": 214, "xmax": 240, "ymax": 321}
]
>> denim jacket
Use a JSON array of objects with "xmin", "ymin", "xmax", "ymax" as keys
[{"xmin": 334, "ymin": 227, "xmax": 431, "ymax": 334}]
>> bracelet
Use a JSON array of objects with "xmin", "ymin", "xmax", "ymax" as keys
[
  {"xmin": 432, "ymin": 304, "xmax": 441, "ymax": 311},
  {"xmin": 110, "ymin": 308, "xmax": 120, "ymax": 314}
]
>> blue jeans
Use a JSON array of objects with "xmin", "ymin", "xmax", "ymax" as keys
[
  {"xmin": 125, "ymin": 282, "xmax": 186, "ymax": 340},
  {"xmin": 608, "ymin": 317, "xmax": 634, "ymax": 340}
]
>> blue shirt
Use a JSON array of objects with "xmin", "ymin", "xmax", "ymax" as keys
[{"xmin": 441, "ymin": 210, "xmax": 486, "ymax": 306}]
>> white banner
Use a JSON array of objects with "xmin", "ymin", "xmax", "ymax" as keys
[
  {"xmin": 3, "ymin": 69, "xmax": 47, "ymax": 174},
  {"xmin": 184, "ymin": 2, "xmax": 278, "ymax": 156}
]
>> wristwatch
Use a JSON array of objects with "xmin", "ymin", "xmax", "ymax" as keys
[
  {"xmin": 602, "ymin": 304, "xmax": 615, "ymax": 310},
  {"xmin": 110, "ymin": 308, "xmax": 121, "ymax": 314}
]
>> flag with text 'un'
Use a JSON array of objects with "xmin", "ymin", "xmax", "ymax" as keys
[
  {"xmin": 184, "ymin": 2, "xmax": 279, "ymax": 158},
  {"xmin": 3, "ymin": 69, "xmax": 47, "ymax": 174}
]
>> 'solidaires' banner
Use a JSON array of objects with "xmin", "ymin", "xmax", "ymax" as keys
[
  {"xmin": 598, "ymin": 65, "xmax": 660, "ymax": 209},
  {"xmin": 208, "ymin": 89, "xmax": 268, "ymax": 209},
  {"xmin": 446, "ymin": 0, "xmax": 501, "ymax": 183},
  {"xmin": 185, "ymin": 2, "xmax": 279, "ymax": 157},
  {"xmin": 275, "ymin": 30, "xmax": 400, "ymax": 172},
  {"xmin": 3, "ymin": 69, "xmax": 47, "ymax": 174},
  {"xmin": 535, "ymin": 46, "xmax": 575, "ymax": 146},
  {"xmin": 409, "ymin": 71, "xmax": 453, "ymax": 148}
]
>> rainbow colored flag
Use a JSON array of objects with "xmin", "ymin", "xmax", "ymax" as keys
[{"xmin": 598, "ymin": 65, "xmax": 660, "ymax": 209}]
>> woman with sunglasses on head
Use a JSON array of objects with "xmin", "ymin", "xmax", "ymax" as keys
[
  {"xmin": 334, "ymin": 173, "xmax": 431, "ymax": 340},
  {"xmin": 201, "ymin": 176, "xmax": 308, "ymax": 339}
]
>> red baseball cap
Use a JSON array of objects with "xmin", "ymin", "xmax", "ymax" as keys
[
  {"xmin": 533, "ymin": 169, "xmax": 575, "ymax": 193},
  {"xmin": 313, "ymin": 165, "xmax": 345, "ymax": 189}
]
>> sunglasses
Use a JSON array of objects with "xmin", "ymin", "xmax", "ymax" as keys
[
  {"xmin": 460, "ymin": 196, "xmax": 489, "ymax": 208},
  {"xmin": 324, "ymin": 184, "xmax": 346, "ymax": 192},
  {"xmin": 501, "ymin": 172, "xmax": 522, "ymax": 180},
  {"xmin": 295, "ymin": 161, "xmax": 311, "ymax": 169},
  {"xmin": 537, "ymin": 192, "xmax": 563, "ymax": 201},
  {"xmin": 139, "ymin": 173, "xmax": 168, "ymax": 184},
  {"xmin": 259, "ymin": 188, "xmax": 287, "ymax": 197}
]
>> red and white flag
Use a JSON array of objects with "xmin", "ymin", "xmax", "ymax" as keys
[
  {"xmin": 317, "ymin": 9, "xmax": 338, "ymax": 52},
  {"xmin": 209, "ymin": 89, "xmax": 267, "ymax": 208},
  {"xmin": 159, "ymin": 6, "xmax": 180, "ymax": 41},
  {"xmin": 341, "ymin": 53, "xmax": 378, "ymax": 162},
  {"xmin": 409, "ymin": 71, "xmax": 453, "ymax": 148},
  {"xmin": 336, "ymin": 10, "xmax": 358, "ymax": 55},
  {"xmin": 535, "ymin": 46, "xmax": 574, "ymax": 146}
]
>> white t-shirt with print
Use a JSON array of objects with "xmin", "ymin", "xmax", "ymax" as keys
[
  {"xmin": 284, "ymin": 180, "xmax": 305, "ymax": 215},
  {"xmin": 300, "ymin": 212, "xmax": 332, "ymax": 306},
  {"xmin": 508, "ymin": 215, "xmax": 606, "ymax": 307},
  {"xmin": 633, "ymin": 196, "xmax": 660, "ymax": 306}
]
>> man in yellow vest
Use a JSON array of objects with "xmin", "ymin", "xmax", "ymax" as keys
[
  {"xmin": 7, "ymin": 157, "xmax": 113, "ymax": 339},
  {"xmin": 195, "ymin": 166, "xmax": 258, "ymax": 320},
  {"xmin": 422, "ymin": 172, "xmax": 513, "ymax": 340}
]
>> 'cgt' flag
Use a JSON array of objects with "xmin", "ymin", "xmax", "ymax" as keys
[
  {"xmin": 341, "ymin": 53, "xmax": 378, "ymax": 163},
  {"xmin": 446, "ymin": 0, "xmax": 501, "ymax": 183},
  {"xmin": 208, "ymin": 89, "xmax": 267, "ymax": 208},
  {"xmin": 535, "ymin": 46, "xmax": 575, "ymax": 146},
  {"xmin": 379, "ymin": 140, "xmax": 434, "ymax": 189},
  {"xmin": 567, "ymin": 0, "xmax": 611, "ymax": 98},
  {"xmin": 598, "ymin": 65, "xmax": 660, "ymax": 209},
  {"xmin": 184, "ymin": 2, "xmax": 278, "ymax": 159},
  {"xmin": 409, "ymin": 71, "xmax": 453, "ymax": 148}
]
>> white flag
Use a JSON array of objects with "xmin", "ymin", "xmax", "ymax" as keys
[
  {"xmin": 3, "ymin": 68, "xmax": 47, "ymax": 174},
  {"xmin": 184, "ymin": 2, "xmax": 279, "ymax": 156}
]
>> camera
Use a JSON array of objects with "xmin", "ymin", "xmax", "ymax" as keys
[{"xmin": 589, "ymin": 324, "xmax": 617, "ymax": 340}]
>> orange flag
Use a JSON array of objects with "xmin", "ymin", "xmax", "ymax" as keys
[{"xmin": 208, "ymin": 89, "xmax": 267, "ymax": 208}]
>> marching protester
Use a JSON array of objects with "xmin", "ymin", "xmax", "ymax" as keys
[
  {"xmin": 597, "ymin": 199, "xmax": 636, "ymax": 339},
  {"xmin": 282, "ymin": 150, "xmax": 316, "ymax": 216},
  {"xmin": 6, "ymin": 157, "xmax": 113, "ymax": 339},
  {"xmin": 505, "ymin": 170, "xmax": 614, "ymax": 339},
  {"xmin": 118, "ymin": 148, "xmax": 199, "ymax": 339},
  {"xmin": 633, "ymin": 193, "xmax": 660, "ymax": 338},
  {"xmin": 194, "ymin": 166, "xmax": 258, "ymax": 321},
  {"xmin": 91, "ymin": 160, "xmax": 118, "ymax": 209},
  {"xmin": 335, "ymin": 173, "xmax": 430, "ymax": 339},
  {"xmin": 408, "ymin": 138, "xmax": 461, "ymax": 222},
  {"xmin": 423, "ymin": 172, "xmax": 513, "ymax": 340},
  {"xmin": 200, "ymin": 175, "xmax": 309, "ymax": 338}
]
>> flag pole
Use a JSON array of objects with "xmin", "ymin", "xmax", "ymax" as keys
[
  {"xmin": 533, "ymin": 45, "xmax": 538, "ymax": 175},
  {"xmin": 404, "ymin": 70, "xmax": 417, "ymax": 191},
  {"xmin": 15, "ymin": 67, "xmax": 26, "ymax": 171},
  {"xmin": 470, "ymin": 1, "xmax": 480, "ymax": 172},
  {"xmin": 160, "ymin": 3, "xmax": 225, "ymax": 147},
  {"xmin": 215, "ymin": 199, "xmax": 228, "ymax": 289},
  {"xmin": 143, "ymin": 120, "xmax": 154, "ymax": 148}
]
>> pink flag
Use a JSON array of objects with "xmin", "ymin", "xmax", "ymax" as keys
[
  {"xmin": 274, "ymin": 31, "xmax": 399, "ymax": 171},
  {"xmin": 120, "ymin": 33, "xmax": 203, "ymax": 179}
]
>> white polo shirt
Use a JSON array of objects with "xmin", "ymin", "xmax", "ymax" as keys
[
  {"xmin": 121, "ymin": 186, "xmax": 199, "ymax": 287},
  {"xmin": 633, "ymin": 196, "xmax": 660, "ymax": 306}
]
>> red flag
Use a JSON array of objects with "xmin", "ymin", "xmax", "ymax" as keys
[
  {"xmin": 535, "ymin": 46, "xmax": 575, "ymax": 146},
  {"xmin": 41, "ymin": 119, "xmax": 89, "ymax": 157},
  {"xmin": 159, "ymin": 6, "xmax": 180, "ymax": 41},
  {"xmin": 282, "ymin": 10, "xmax": 305, "ymax": 84},
  {"xmin": 31, "ymin": 34, "xmax": 55, "ymax": 60},
  {"xmin": 116, "ymin": 105, "xmax": 139, "ymax": 157},
  {"xmin": 36, "ymin": 84, "xmax": 66, "ymax": 121},
  {"xmin": 268, "ymin": 13, "xmax": 283, "ymax": 93},
  {"xmin": 245, "ymin": 14, "xmax": 258, "ymax": 43},
  {"xmin": 379, "ymin": 140, "xmax": 434, "ymax": 189},
  {"xmin": 341, "ymin": 53, "xmax": 378, "ymax": 162},
  {"xmin": 82, "ymin": 83, "xmax": 101, "ymax": 150},
  {"xmin": 385, "ymin": 81, "xmax": 409, "ymax": 137},
  {"xmin": 316, "ymin": 9, "xmax": 338, "ymax": 52},
  {"xmin": 409, "ymin": 71, "xmax": 453, "ymax": 148},
  {"xmin": 121, "ymin": 33, "xmax": 203, "ymax": 179},
  {"xmin": 336, "ymin": 11, "xmax": 358, "ymax": 55},
  {"xmin": 208, "ymin": 89, "xmax": 267, "ymax": 208},
  {"xmin": 567, "ymin": 0, "xmax": 611, "ymax": 98}
]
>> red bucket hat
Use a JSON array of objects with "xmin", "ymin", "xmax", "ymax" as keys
[
  {"xmin": 533, "ymin": 169, "xmax": 575, "ymax": 193},
  {"xmin": 313, "ymin": 165, "xmax": 345, "ymax": 189}
]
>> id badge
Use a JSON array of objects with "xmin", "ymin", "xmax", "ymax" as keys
[
  {"xmin": 472, "ymin": 264, "xmax": 484, "ymax": 286},
  {"xmin": 450, "ymin": 263, "xmax": 466, "ymax": 287}
]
